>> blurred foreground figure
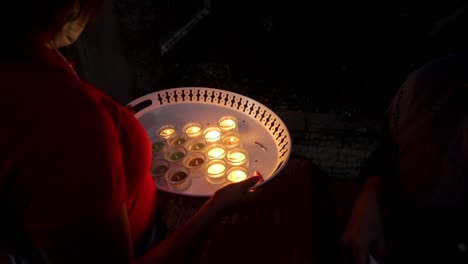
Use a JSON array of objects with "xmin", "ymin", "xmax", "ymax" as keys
[{"xmin": 341, "ymin": 53, "xmax": 468, "ymax": 264}]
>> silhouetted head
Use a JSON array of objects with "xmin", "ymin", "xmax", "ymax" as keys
[{"xmin": 0, "ymin": 0, "xmax": 103, "ymax": 57}]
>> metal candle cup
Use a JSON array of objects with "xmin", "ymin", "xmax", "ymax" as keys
[
  {"xmin": 150, "ymin": 159, "xmax": 170, "ymax": 185},
  {"xmin": 218, "ymin": 115, "xmax": 238, "ymax": 132},
  {"xmin": 158, "ymin": 124, "xmax": 176, "ymax": 139},
  {"xmin": 226, "ymin": 166, "xmax": 248, "ymax": 183},
  {"xmin": 206, "ymin": 144, "xmax": 226, "ymax": 160},
  {"xmin": 187, "ymin": 138, "xmax": 207, "ymax": 152},
  {"xmin": 205, "ymin": 160, "xmax": 227, "ymax": 184},
  {"xmin": 167, "ymin": 132, "xmax": 188, "ymax": 147},
  {"xmin": 183, "ymin": 152, "xmax": 206, "ymax": 177},
  {"xmin": 226, "ymin": 147, "xmax": 249, "ymax": 167},
  {"xmin": 166, "ymin": 165, "xmax": 191, "ymax": 191},
  {"xmin": 183, "ymin": 122, "xmax": 203, "ymax": 138},
  {"xmin": 203, "ymin": 126, "xmax": 222, "ymax": 143},
  {"xmin": 221, "ymin": 131, "xmax": 241, "ymax": 149},
  {"xmin": 166, "ymin": 146, "xmax": 187, "ymax": 162},
  {"xmin": 150, "ymin": 136, "xmax": 166, "ymax": 158}
]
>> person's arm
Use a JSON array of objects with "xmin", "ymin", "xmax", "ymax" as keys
[
  {"xmin": 137, "ymin": 175, "xmax": 263, "ymax": 264},
  {"xmin": 341, "ymin": 119, "xmax": 396, "ymax": 264},
  {"xmin": 37, "ymin": 174, "xmax": 261, "ymax": 264},
  {"xmin": 38, "ymin": 204, "xmax": 134, "ymax": 264}
]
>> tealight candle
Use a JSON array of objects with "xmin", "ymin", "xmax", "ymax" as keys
[
  {"xmin": 221, "ymin": 131, "xmax": 241, "ymax": 149},
  {"xmin": 183, "ymin": 122, "xmax": 203, "ymax": 138},
  {"xmin": 206, "ymin": 144, "xmax": 226, "ymax": 160},
  {"xmin": 218, "ymin": 115, "xmax": 238, "ymax": 132},
  {"xmin": 226, "ymin": 147, "xmax": 249, "ymax": 167},
  {"xmin": 150, "ymin": 136, "xmax": 166, "ymax": 158},
  {"xmin": 167, "ymin": 133, "xmax": 188, "ymax": 147},
  {"xmin": 203, "ymin": 126, "xmax": 222, "ymax": 143},
  {"xmin": 226, "ymin": 166, "xmax": 248, "ymax": 183},
  {"xmin": 166, "ymin": 146, "xmax": 187, "ymax": 162},
  {"xmin": 205, "ymin": 160, "xmax": 227, "ymax": 184},
  {"xmin": 183, "ymin": 152, "xmax": 206, "ymax": 177},
  {"xmin": 150, "ymin": 159, "xmax": 170, "ymax": 179},
  {"xmin": 166, "ymin": 165, "xmax": 191, "ymax": 191},
  {"xmin": 158, "ymin": 125, "xmax": 176, "ymax": 139},
  {"xmin": 187, "ymin": 138, "xmax": 207, "ymax": 152}
]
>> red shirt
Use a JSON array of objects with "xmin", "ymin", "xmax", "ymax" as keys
[{"xmin": 0, "ymin": 47, "xmax": 156, "ymax": 259}]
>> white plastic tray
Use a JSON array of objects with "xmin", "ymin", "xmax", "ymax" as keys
[{"xmin": 128, "ymin": 87, "xmax": 292, "ymax": 197}]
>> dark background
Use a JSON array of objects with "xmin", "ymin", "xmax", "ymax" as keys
[
  {"xmin": 72, "ymin": 0, "xmax": 468, "ymax": 118},
  {"xmin": 156, "ymin": 0, "xmax": 468, "ymax": 117}
]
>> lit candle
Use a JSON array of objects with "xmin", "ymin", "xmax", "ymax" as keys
[
  {"xmin": 158, "ymin": 125, "xmax": 176, "ymax": 139},
  {"xmin": 166, "ymin": 147, "xmax": 187, "ymax": 162},
  {"xmin": 206, "ymin": 144, "xmax": 226, "ymax": 160},
  {"xmin": 183, "ymin": 122, "xmax": 203, "ymax": 138},
  {"xmin": 226, "ymin": 167, "xmax": 248, "ymax": 183},
  {"xmin": 226, "ymin": 148, "xmax": 249, "ymax": 167},
  {"xmin": 183, "ymin": 152, "xmax": 206, "ymax": 176},
  {"xmin": 168, "ymin": 133, "xmax": 188, "ymax": 146},
  {"xmin": 205, "ymin": 160, "xmax": 227, "ymax": 184},
  {"xmin": 166, "ymin": 165, "xmax": 191, "ymax": 191},
  {"xmin": 218, "ymin": 116, "xmax": 238, "ymax": 132},
  {"xmin": 207, "ymin": 164, "xmax": 226, "ymax": 176},
  {"xmin": 221, "ymin": 131, "xmax": 241, "ymax": 149},
  {"xmin": 203, "ymin": 126, "xmax": 222, "ymax": 143}
]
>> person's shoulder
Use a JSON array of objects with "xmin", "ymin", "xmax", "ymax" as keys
[
  {"xmin": 415, "ymin": 52, "xmax": 468, "ymax": 77},
  {"xmin": 1, "ymin": 62, "xmax": 115, "ymax": 133}
]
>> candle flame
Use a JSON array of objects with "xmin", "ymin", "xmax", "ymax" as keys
[
  {"xmin": 226, "ymin": 136, "xmax": 239, "ymax": 145},
  {"xmin": 208, "ymin": 148, "xmax": 225, "ymax": 158},
  {"xmin": 160, "ymin": 128, "xmax": 175, "ymax": 137},
  {"xmin": 205, "ymin": 130, "xmax": 221, "ymax": 139},
  {"xmin": 219, "ymin": 119, "xmax": 236, "ymax": 129},
  {"xmin": 186, "ymin": 126, "xmax": 201, "ymax": 134},
  {"xmin": 228, "ymin": 170, "xmax": 247, "ymax": 182},
  {"xmin": 228, "ymin": 152, "xmax": 246, "ymax": 162},
  {"xmin": 207, "ymin": 164, "xmax": 226, "ymax": 176}
]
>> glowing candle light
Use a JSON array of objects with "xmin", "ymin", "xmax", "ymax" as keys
[
  {"xmin": 206, "ymin": 144, "xmax": 226, "ymax": 160},
  {"xmin": 158, "ymin": 125, "xmax": 176, "ymax": 139},
  {"xmin": 229, "ymin": 152, "xmax": 246, "ymax": 162},
  {"xmin": 205, "ymin": 160, "xmax": 227, "ymax": 184},
  {"xmin": 226, "ymin": 167, "xmax": 248, "ymax": 183},
  {"xmin": 221, "ymin": 131, "xmax": 241, "ymax": 149},
  {"xmin": 183, "ymin": 122, "xmax": 203, "ymax": 138},
  {"xmin": 203, "ymin": 126, "xmax": 222, "ymax": 143},
  {"xmin": 207, "ymin": 164, "xmax": 225, "ymax": 176},
  {"xmin": 218, "ymin": 116, "xmax": 238, "ymax": 132},
  {"xmin": 226, "ymin": 148, "xmax": 249, "ymax": 167}
]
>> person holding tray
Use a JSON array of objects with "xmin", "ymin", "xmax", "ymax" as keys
[{"xmin": 0, "ymin": 1, "xmax": 263, "ymax": 263}]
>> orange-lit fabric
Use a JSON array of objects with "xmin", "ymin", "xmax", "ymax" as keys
[{"xmin": 0, "ymin": 46, "xmax": 156, "ymax": 259}]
